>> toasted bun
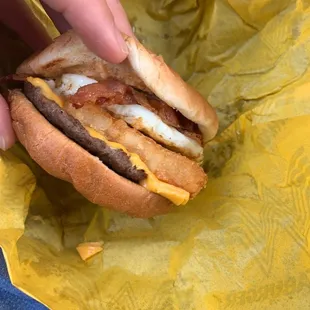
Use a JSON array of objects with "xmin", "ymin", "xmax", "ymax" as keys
[
  {"xmin": 17, "ymin": 30, "xmax": 218, "ymax": 144},
  {"xmin": 124, "ymin": 35, "xmax": 218, "ymax": 144},
  {"xmin": 9, "ymin": 90, "xmax": 173, "ymax": 218}
]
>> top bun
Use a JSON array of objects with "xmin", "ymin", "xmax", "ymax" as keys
[{"xmin": 17, "ymin": 30, "xmax": 218, "ymax": 144}]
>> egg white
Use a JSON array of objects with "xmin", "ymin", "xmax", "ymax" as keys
[
  {"xmin": 51, "ymin": 74, "xmax": 97, "ymax": 96},
  {"xmin": 107, "ymin": 104, "xmax": 202, "ymax": 158}
]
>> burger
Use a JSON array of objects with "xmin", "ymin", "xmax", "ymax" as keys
[{"xmin": 7, "ymin": 30, "xmax": 218, "ymax": 218}]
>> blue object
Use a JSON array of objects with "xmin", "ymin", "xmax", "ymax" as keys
[{"xmin": 0, "ymin": 249, "xmax": 46, "ymax": 310}]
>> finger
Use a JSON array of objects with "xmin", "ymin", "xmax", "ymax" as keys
[
  {"xmin": 0, "ymin": 95, "xmax": 15, "ymax": 151},
  {"xmin": 106, "ymin": 0, "xmax": 133, "ymax": 36},
  {"xmin": 42, "ymin": 0, "xmax": 129, "ymax": 63},
  {"xmin": 40, "ymin": 1, "xmax": 71, "ymax": 34},
  {"xmin": 41, "ymin": 0, "xmax": 134, "ymax": 38}
]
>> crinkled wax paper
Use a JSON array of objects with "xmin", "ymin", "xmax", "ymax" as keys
[{"xmin": 1, "ymin": 0, "xmax": 310, "ymax": 309}]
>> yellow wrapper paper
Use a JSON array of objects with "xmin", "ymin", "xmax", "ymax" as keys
[{"xmin": 1, "ymin": 0, "xmax": 310, "ymax": 309}]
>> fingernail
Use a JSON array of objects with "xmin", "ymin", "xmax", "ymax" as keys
[
  {"xmin": 0, "ymin": 136, "xmax": 7, "ymax": 151},
  {"xmin": 115, "ymin": 28, "xmax": 128, "ymax": 55}
]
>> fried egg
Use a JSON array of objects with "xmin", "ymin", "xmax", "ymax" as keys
[
  {"xmin": 51, "ymin": 74, "xmax": 203, "ymax": 159},
  {"xmin": 107, "ymin": 104, "xmax": 203, "ymax": 159}
]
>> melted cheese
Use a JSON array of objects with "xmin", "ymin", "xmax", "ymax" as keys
[
  {"xmin": 27, "ymin": 77, "xmax": 190, "ymax": 206},
  {"xmin": 27, "ymin": 77, "xmax": 64, "ymax": 107},
  {"xmin": 86, "ymin": 127, "xmax": 190, "ymax": 206}
]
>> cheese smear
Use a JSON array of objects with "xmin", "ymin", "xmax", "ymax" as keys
[
  {"xmin": 26, "ymin": 77, "xmax": 190, "ymax": 206},
  {"xmin": 26, "ymin": 77, "xmax": 64, "ymax": 107}
]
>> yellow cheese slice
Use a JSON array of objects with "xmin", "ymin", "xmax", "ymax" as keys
[{"xmin": 27, "ymin": 77, "xmax": 64, "ymax": 107}]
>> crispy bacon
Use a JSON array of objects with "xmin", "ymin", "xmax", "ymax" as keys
[
  {"xmin": 0, "ymin": 74, "xmax": 29, "ymax": 100},
  {"xmin": 0, "ymin": 73, "xmax": 29, "ymax": 83},
  {"xmin": 68, "ymin": 78, "xmax": 203, "ymax": 144},
  {"xmin": 68, "ymin": 78, "xmax": 134, "ymax": 108},
  {"xmin": 133, "ymin": 91, "xmax": 202, "ymax": 144}
]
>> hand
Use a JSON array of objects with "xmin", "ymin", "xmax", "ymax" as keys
[
  {"xmin": 0, "ymin": 96, "xmax": 15, "ymax": 151},
  {"xmin": 41, "ymin": 0, "xmax": 133, "ymax": 63},
  {"xmin": 0, "ymin": 0, "xmax": 133, "ymax": 150}
]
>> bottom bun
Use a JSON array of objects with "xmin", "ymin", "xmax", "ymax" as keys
[{"xmin": 9, "ymin": 90, "xmax": 173, "ymax": 218}]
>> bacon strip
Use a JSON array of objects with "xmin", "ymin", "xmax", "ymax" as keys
[
  {"xmin": 0, "ymin": 73, "xmax": 29, "ymax": 83},
  {"xmin": 68, "ymin": 78, "xmax": 203, "ymax": 144},
  {"xmin": 68, "ymin": 78, "xmax": 134, "ymax": 108},
  {"xmin": 132, "ymin": 90, "xmax": 202, "ymax": 144}
]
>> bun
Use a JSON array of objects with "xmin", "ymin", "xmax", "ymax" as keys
[
  {"xmin": 16, "ymin": 30, "xmax": 218, "ymax": 144},
  {"xmin": 9, "ymin": 90, "xmax": 173, "ymax": 218},
  {"xmin": 16, "ymin": 30, "xmax": 148, "ymax": 91},
  {"xmin": 124, "ymin": 35, "xmax": 218, "ymax": 144}
]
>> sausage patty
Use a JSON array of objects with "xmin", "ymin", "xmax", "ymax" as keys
[{"xmin": 23, "ymin": 82, "xmax": 147, "ymax": 183}]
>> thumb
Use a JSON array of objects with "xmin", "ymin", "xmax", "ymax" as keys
[
  {"xmin": 42, "ymin": 0, "xmax": 129, "ymax": 64},
  {"xmin": 0, "ymin": 95, "xmax": 15, "ymax": 151}
]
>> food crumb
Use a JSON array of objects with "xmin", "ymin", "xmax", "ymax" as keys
[{"xmin": 76, "ymin": 242, "xmax": 103, "ymax": 261}]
